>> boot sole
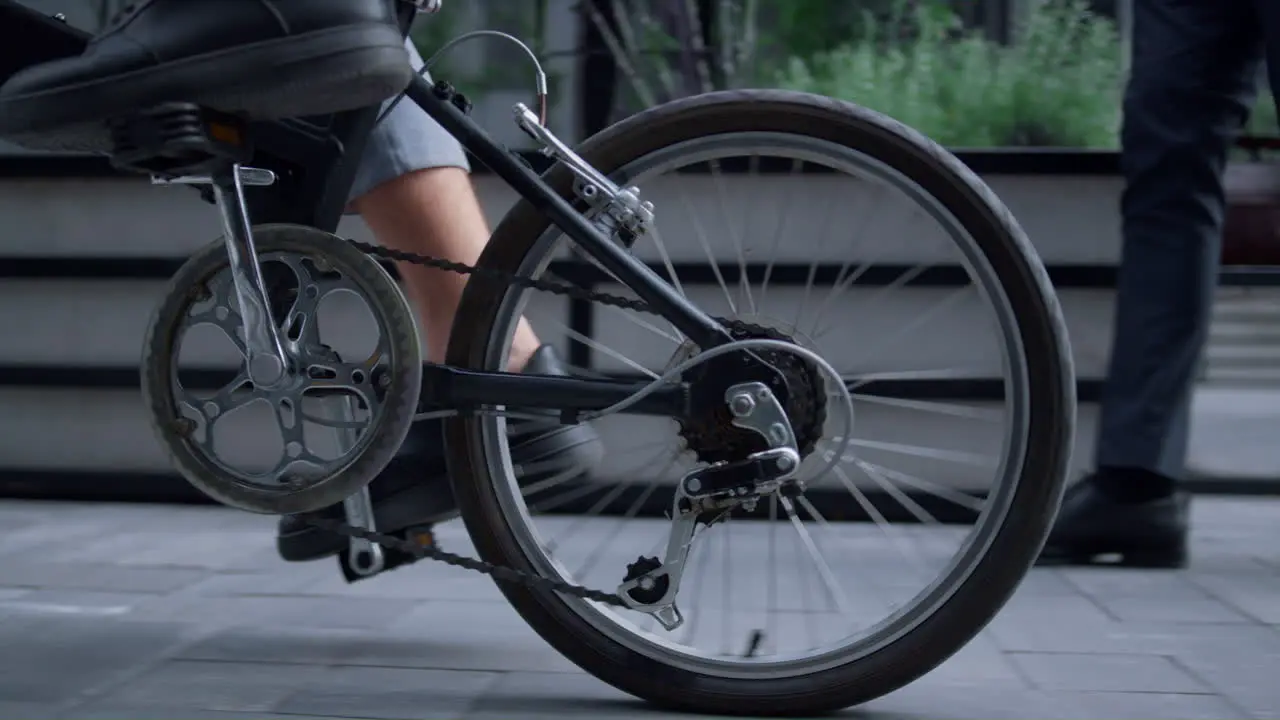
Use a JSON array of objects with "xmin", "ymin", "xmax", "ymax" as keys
[{"xmin": 0, "ymin": 23, "xmax": 411, "ymax": 153}]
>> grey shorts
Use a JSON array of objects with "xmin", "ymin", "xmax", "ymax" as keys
[{"xmin": 346, "ymin": 39, "xmax": 470, "ymax": 205}]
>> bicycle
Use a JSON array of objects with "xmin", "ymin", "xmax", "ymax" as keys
[{"xmin": 2, "ymin": 0, "xmax": 1076, "ymax": 715}]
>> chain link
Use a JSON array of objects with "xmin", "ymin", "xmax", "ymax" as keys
[
  {"xmin": 346, "ymin": 239, "xmax": 658, "ymax": 316},
  {"xmin": 313, "ymin": 237, "xmax": 821, "ymax": 603},
  {"xmin": 305, "ymin": 238, "xmax": 724, "ymax": 604},
  {"xmin": 303, "ymin": 516, "xmax": 628, "ymax": 605}
]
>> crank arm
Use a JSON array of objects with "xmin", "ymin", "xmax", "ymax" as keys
[
  {"xmin": 322, "ymin": 394, "xmax": 384, "ymax": 577},
  {"xmin": 342, "ymin": 486, "xmax": 385, "ymax": 577}
]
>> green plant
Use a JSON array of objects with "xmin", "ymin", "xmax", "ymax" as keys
[
  {"xmin": 581, "ymin": 0, "xmax": 766, "ymax": 107},
  {"xmin": 773, "ymin": 0, "xmax": 1124, "ymax": 148},
  {"xmin": 1246, "ymin": 92, "xmax": 1279, "ymax": 136},
  {"xmin": 409, "ymin": 3, "xmax": 553, "ymax": 97}
]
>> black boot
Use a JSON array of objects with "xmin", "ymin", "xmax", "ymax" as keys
[
  {"xmin": 1037, "ymin": 470, "xmax": 1190, "ymax": 569},
  {"xmin": 276, "ymin": 345, "xmax": 604, "ymax": 562},
  {"xmin": 0, "ymin": 0, "xmax": 411, "ymax": 152}
]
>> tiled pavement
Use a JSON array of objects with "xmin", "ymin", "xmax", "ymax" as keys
[{"xmin": 0, "ymin": 498, "xmax": 1276, "ymax": 720}]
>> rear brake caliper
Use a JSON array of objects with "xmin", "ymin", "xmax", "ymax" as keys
[{"xmin": 616, "ymin": 382, "xmax": 801, "ymax": 630}]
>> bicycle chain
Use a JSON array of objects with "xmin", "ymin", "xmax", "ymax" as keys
[
  {"xmin": 304, "ymin": 515, "xmax": 628, "ymax": 606},
  {"xmin": 346, "ymin": 238, "xmax": 659, "ymax": 315},
  {"xmin": 304, "ymin": 238, "xmax": 727, "ymax": 607}
]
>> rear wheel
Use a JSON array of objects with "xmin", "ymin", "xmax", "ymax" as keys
[{"xmin": 445, "ymin": 90, "xmax": 1075, "ymax": 715}]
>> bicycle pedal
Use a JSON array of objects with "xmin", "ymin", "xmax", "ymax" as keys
[
  {"xmin": 337, "ymin": 525, "xmax": 436, "ymax": 584},
  {"xmin": 404, "ymin": 525, "xmax": 437, "ymax": 549},
  {"xmin": 107, "ymin": 102, "xmax": 253, "ymax": 177}
]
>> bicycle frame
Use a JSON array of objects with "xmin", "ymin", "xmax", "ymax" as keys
[
  {"xmin": 230, "ymin": 8, "xmax": 729, "ymax": 422},
  {"xmin": 397, "ymin": 74, "xmax": 729, "ymax": 419}
]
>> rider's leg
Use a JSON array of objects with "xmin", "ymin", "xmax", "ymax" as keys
[
  {"xmin": 275, "ymin": 41, "xmax": 602, "ymax": 565},
  {"xmin": 1039, "ymin": 0, "xmax": 1269, "ymax": 568},
  {"xmin": 348, "ymin": 165, "xmax": 541, "ymax": 369},
  {"xmin": 344, "ymin": 42, "xmax": 544, "ymax": 372}
]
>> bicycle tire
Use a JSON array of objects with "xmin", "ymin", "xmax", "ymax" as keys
[{"xmin": 444, "ymin": 89, "xmax": 1075, "ymax": 715}]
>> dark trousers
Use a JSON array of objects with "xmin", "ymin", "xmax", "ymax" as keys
[{"xmin": 1097, "ymin": 0, "xmax": 1280, "ymax": 479}]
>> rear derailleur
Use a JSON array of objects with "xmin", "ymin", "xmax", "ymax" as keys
[{"xmin": 617, "ymin": 381, "xmax": 803, "ymax": 630}]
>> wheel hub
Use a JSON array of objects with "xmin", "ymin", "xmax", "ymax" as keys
[{"xmin": 677, "ymin": 322, "xmax": 827, "ymax": 465}]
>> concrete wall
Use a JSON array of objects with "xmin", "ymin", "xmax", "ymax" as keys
[
  {"xmin": 0, "ymin": 170, "xmax": 1110, "ymax": 488},
  {"xmin": 1, "ymin": 167, "xmax": 1277, "ymax": 500}
]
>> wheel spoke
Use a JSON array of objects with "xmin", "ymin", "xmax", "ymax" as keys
[
  {"xmin": 710, "ymin": 158, "xmax": 756, "ymax": 316},
  {"xmin": 756, "ymin": 158, "xmax": 803, "ymax": 316},
  {"xmin": 678, "ymin": 178, "xmax": 737, "ymax": 315},
  {"xmin": 849, "ymin": 393, "xmax": 1005, "ymax": 421},
  {"xmin": 457, "ymin": 125, "xmax": 1064, "ymax": 697},
  {"xmin": 780, "ymin": 497, "xmax": 849, "ymax": 614}
]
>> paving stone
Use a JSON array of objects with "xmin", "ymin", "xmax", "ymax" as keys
[
  {"xmin": 0, "ymin": 561, "xmax": 208, "ymax": 594},
  {"xmin": 1172, "ymin": 643, "xmax": 1280, "ymax": 718},
  {"xmin": 0, "ymin": 701, "xmax": 63, "ymax": 719},
  {"xmin": 79, "ymin": 659, "xmax": 328, "ymax": 713},
  {"xmin": 273, "ymin": 667, "xmax": 499, "ymax": 720},
  {"xmin": 1191, "ymin": 581, "xmax": 1280, "ymax": 624},
  {"xmin": 863, "ymin": 682, "xmax": 1084, "ymax": 720},
  {"xmin": 1121, "ymin": 621, "xmax": 1280, "ymax": 656},
  {"xmin": 994, "ymin": 618, "xmax": 1274, "ymax": 657},
  {"xmin": 1007, "ymin": 569, "xmax": 1079, "ymax": 597},
  {"xmin": 141, "ymin": 593, "xmax": 422, "ymax": 631},
  {"xmin": 0, "ymin": 616, "xmax": 200, "ymax": 704},
  {"xmin": 461, "ymin": 671, "xmax": 694, "ymax": 720},
  {"xmin": 985, "ymin": 611, "xmax": 1122, "ymax": 654},
  {"xmin": 61, "ymin": 707, "xmax": 352, "ymax": 720},
  {"xmin": 1010, "ymin": 652, "xmax": 1212, "ymax": 694},
  {"xmin": 993, "ymin": 592, "xmax": 1116, "ymax": 625},
  {"xmin": 1095, "ymin": 595, "xmax": 1254, "ymax": 624},
  {"xmin": 1060, "ymin": 568, "xmax": 1214, "ymax": 602},
  {"xmin": 173, "ymin": 566, "xmax": 336, "ymax": 598},
  {"xmin": 875, "ymin": 687, "xmax": 1239, "ymax": 720},
  {"xmin": 370, "ymin": 600, "xmax": 580, "ymax": 673},
  {"xmin": 3, "ymin": 497, "xmax": 1279, "ymax": 720},
  {"xmin": 176, "ymin": 625, "xmax": 391, "ymax": 666},
  {"xmin": 1062, "ymin": 690, "xmax": 1247, "ymax": 720},
  {"xmin": 920, "ymin": 632, "xmax": 1027, "ymax": 686},
  {"xmin": 0, "ymin": 589, "xmax": 166, "ymax": 617},
  {"xmin": 0, "ymin": 514, "xmax": 117, "ymax": 560},
  {"xmin": 18, "ymin": 587, "xmax": 155, "ymax": 604}
]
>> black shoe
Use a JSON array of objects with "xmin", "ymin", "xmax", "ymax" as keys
[
  {"xmin": 0, "ymin": 0, "xmax": 411, "ymax": 152},
  {"xmin": 276, "ymin": 345, "xmax": 605, "ymax": 562},
  {"xmin": 1037, "ymin": 473, "xmax": 1190, "ymax": 569}
]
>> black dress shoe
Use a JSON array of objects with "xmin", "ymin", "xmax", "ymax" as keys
[
  {"xmin": 0, "ymin": 0, "xmax": 411, "ymax": 152},
  {"xmin": 276, "ymin": 345, "xmax": 604, "ymax": 562},
  {"xmin": 1037, "ymin": 475, "xmax": 1190, "ymax": 569}
]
